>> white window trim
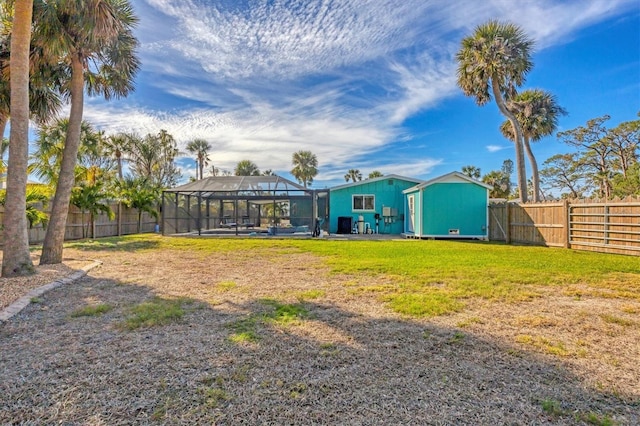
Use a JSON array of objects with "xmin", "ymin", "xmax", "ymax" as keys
[{"xmin": 352, "ymin": 194, "xmax": 376, "ymax": 212}]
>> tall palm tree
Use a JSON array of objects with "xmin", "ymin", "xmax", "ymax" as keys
[
  {"xmin": 235, "ymin": 159, "xmax": 260, "ymax": 176},
  {"xmin": 368, "ymin": 170, "xmax": 383, "ymax": 179},
  {"xmin": 103, "ymin": 132, "xmax": 133, "ymax": 179},
  {"xmin": 186, "ymin": 138, "xmax": 211, "ymax": 180},
  {"xmin": 290, "ymin": 150, "xmax": 318, "ymax": 188},
  {"xmin": 2, "ymin": 0, "xmax": 34, "ymax": 276},
  {"xmin": 40, "ymin": 0, "xmax": 139, "ymax": 265},
  {"xmin": 344, "ymin": 169, "xmax": 362, "ymax": 182},
  {"xmin": 456, "ymin": 20, "xmax": 534, "ymax": 202},
  {"xmin": 500, "ymin": 89, "xmax": 567, "ymax": 202}
]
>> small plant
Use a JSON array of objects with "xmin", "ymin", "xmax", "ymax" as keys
[
  {"xmin": 119, "ymin": 297, "xmax": 189, "ymax": 330},
  {"xmin": 600, "ymin": 314, "xmax": 635, "ymax": 327},
  {"xmin": 448, "ymin": 331, "xmax": 465, "ymax": 344},
  {"xmin": 579, "ymin": 412, "xmax": 616, "ymax": 426},
  {"xmin": 217, "ymin": 281, "xmax": 237, "ymax": 292},
  {"xmin": 295, "ymin": 289, "xmax": 325, "ymax": 301},
  {"xmin": 227, "ymin": 317, "xmax": 260, "ymax": 343},
  {"xmin": 30, "ymin": 297, "xmax": 43, "ymax": 304},
  {"xmin": 319, "ymin": 342, "xmax": 339, "ymax": 356},
  {"xmin": 228, "ymin": 331, "xmax": 259, "ymax": 344},
  {"xmin": 260, "ymin": 299, "xmax": 309, "ymax": 325},
  {"xmin": 71, "ymin": 303, "xmax": 113, "ymax": 317},
  {"xmin": 541, "ymin": 398, "xmax": 564, "ymax": 417},
  {"xmin": 200, "ymin": 387, "xmax": 232, "ymax": 408},
  {"xmin": 456, "ymin": 316, "xmax": 484, "ymax": 328}
]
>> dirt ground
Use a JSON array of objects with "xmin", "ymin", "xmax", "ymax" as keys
[{"xmin": 1, "ymin": 245, "xmax": 638, "ymax": 425}]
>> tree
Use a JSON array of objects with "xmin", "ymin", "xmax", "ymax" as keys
[
  {"xmin": 461, "ymin": 165, "xmax": 480, "ymax": 179},
  {"xmin": 0, "ymin": 137, "xmax": 8, "ymax": 175},
  {"xmin": 457, "ymin": 20, "xmax": 534, "ymax": 202},
  {"xmin": 540, "ymin": 153, "xmax": 587, "ymax": 199},
  {"xmin": 344, "ymin": 169, "xmax": 362, "ymax": 182},
  {"xmin": 116, "ymin": 176, "xmax": 160, "ymax": 233},
  {"xmin": 29, "ymin": 119, "xmax": 101, "ymax": 186},
  {"xmin": 103, "ymin": 132, "xmax": 133, "ymax": 180},
  {"xmin": 186, "ymin": 138, "xmax": 211, "ymax": 180},
  {"xmin": 235, "ymin": 160, "xmax": 260, "ymax": 176},
  {"xmin": 70, "ymin": 180, "xmax": 114, "ymax": 239},
  {"xmin": 500, "ymin": 89, "xmax": 567, "ymax": 202},
  {"xmin": 0, "ymin": 184, "xmax": 51, "ymax": 229},
  {"xmin": 482, "ymin": 160, "xmax": 513, "ymax": 199},
  {"xmin": 2, "ymin": 0, "xmax": 34, "ymax": 276},
  {"xmin": 557, "ymin": 116, "xmax": 614, "ymax": 198},
  {"xmin": 368, "ymin": 170, "xmax": 383, "ymax": 179},
  {"xmin": 291, "ymin": 150, "xmax": 318, "ymax": 187},
  {"xmin": 40, "ymin": 0, "xmax": 140, "ymax": 265},
  {"xmin": 127, "ymin": 130, "xmax": 181, "ymax": 187},
  {"xmin": 608, "ymin": 116, "xmax": 639, "ymax": 179},
  {"xmin": 262, "ymin": 169, "xmax": 275, "ymax": 176}
]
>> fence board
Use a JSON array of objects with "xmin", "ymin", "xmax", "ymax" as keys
[
  {"xmin": 0, "ymin": 202, "xmax": 158, "ymax": 246},
  {"xmin": 489, "ymin": 199, "xmax": 640, "ymax": 256}
]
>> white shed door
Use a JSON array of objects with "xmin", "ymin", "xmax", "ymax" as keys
[{"xmin": 407, "ymin": 194, "xmax": 415, "ymax": 233}]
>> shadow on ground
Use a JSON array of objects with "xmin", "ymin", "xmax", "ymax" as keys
[{"xmin": 0, "ymin": 273, "xmax": 637, "ymax": 425}]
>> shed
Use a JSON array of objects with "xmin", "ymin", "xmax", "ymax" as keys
[
  {"xmin": 329, "ymin": 175, "xmax": 423, "ymax": 234},
  {"xmin": 403, "ymin": 171, "xmax": 491, "ymax": 239}
]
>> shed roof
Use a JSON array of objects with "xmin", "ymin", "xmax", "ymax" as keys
[
  {"xmin": 330, "ymin": 174, "xmax": 423, "ymax": 192},
  {"xmin": 403, "ymin": 171, "xmax": 492, "ymax": 193}
]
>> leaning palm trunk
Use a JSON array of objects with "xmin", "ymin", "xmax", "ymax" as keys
[
  {"xmin": 491, "ymin": 79, "xmax": 528, "ymax": 203},
  {"xmin": 40, "ymin": 57, "xmax": 85, "ymax": 264},
  {"xmin": 2, "ymin": 0, "xmax": 35, "ymax": 277},
  {"xmin": 523, "ymin": 136, "xmax": 541, "ymax": 202}
]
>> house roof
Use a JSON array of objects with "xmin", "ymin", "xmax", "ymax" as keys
[
  {"xmin": 165, "ymin": 175, "xmax": 312, "ymax": 193},
  {"xmin": 403, "ymin": 171, "xmax": 492, "ymax": 193},
  {"xmin": 329, "ymin": 174, "xmax": 424, "ymax": 192}
]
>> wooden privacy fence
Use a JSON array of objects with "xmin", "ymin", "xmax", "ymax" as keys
[
  {"xmin": 0, "ymin": 202, "xmax": 158, "ymax": 246},
  {"xmin": 489, "ymin": 198, "xmax": 640, "ymax": 256}
]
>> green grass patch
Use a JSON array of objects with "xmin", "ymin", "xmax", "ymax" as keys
[
  {"xmin": 516, "ymin": 334, "xmax": 570, "ymax": 357},
  {"xmin": 119, "ymin": 297, "xmax": 190, "ymax": 330},
  {"xmin": 386, "ymin": 293, "xmax": 463, "ymax": 317},
  {"xmin": 217, "ymin": 281, "xmax": 238, "ymax": 292},
  {"xmin": 260, "ymin": 299, "xmax": 309, "ymax": 324},
  {"xmin": 294, "ymin": 289, "xmax": 325, "ymax": 301},
  {"xmin": 600, "ymin": 314, "xmax": 635, "ymax": 327},
  {"xmin": 71, "ymin": 303, "xmax": 113, "ymax": 317},
  {"xmin": 67, "ymin": 236, "xmax": 640, "ymax": 319},
  {"xmin": 541, "ymin": 398, "xmax": 564, "ymax": 417}
]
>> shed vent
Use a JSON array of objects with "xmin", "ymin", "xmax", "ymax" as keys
[{"xmin": 448, "ymin": 229, "xmax": 460, "ymax": 235}]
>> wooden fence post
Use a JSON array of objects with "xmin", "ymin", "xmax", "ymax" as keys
[
  {"xmin": 505, "ymin": 202, "xmax": 511, "ymax": 244},
  {"xmin": 563, "ymin": 199, "xmax": 570, "ymax": 249}
]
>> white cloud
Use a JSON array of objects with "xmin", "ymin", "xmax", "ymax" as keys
[
  {"xmin": 83, "ymin": 0, "xmax": 637, "ymax": 186},
  {"xmin": 486, "ymin": 145, "xmax": 510, "ymax": 153}
]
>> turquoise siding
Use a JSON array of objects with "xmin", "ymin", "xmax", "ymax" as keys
[
  {"xmin": 421, "ymin": 183, "xmax": 487, "ymax": 236},
  {"xmin": 329, "ymin": 178, "xmax": 418, "ymax": 234}
]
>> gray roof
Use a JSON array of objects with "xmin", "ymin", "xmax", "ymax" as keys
[
  {"xmin": 329, "ymin": 174, "xmax": 424, "ymax": 191},
  {"xmin": 164, "ymin": 175, "xmax": 314, "ymax": 196}
]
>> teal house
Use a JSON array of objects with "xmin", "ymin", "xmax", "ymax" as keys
[
  {"xmin": 329, "ymin": 175, "xmax": 423, "ymax": 234},
  {"xmin": 402, "ymin": 171, "xmax": 491, "ymax": 239}
]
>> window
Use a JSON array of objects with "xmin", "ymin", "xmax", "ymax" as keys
[{"xmin": 353, "ymin": 195, "xmax": 375, "ymax": 211}]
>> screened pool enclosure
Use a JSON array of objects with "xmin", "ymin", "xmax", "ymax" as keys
[{"xmin": 162, "ymin": 175, "xmax": 328, "ymax": 236}]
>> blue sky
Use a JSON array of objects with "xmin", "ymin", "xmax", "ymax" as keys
[{"xmin": 32, "ymin": 0, "xmax": 640, "ymax": 187}]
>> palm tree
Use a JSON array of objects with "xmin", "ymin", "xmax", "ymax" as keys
[
  {"xmin": 0, "ymin": 184, "xmax": 52, "ymax": 229},
  {"xmin": 2, "ymin": 0, "xmax": 34, "ymax": 276},
  {"xmin": 40, "ymin": 0, "xmax": 140, "ymax": 265},
  {"xmin": 291, "ymin": 150, "xmax": 318, "ymax": 188},
  {"xmin": 186, "ymin": 138, "xmax": 211, "ymax": 180},
  {"xmin": 456, "ymin": 20, "xmax": 534, "ymax": 203},
  {"xmin": 344, "ymin": 169, "xmax": 362, "ymax": 182},
  {"xmin": 235, "ymin": 159, "xmax": 260, "ymax": 176},
  {"xmin": 461, "ymin": 165, "xmax": 480, "ymax": 179},
  {"xmin": 103, "ymin": 132, "xmax": 133, "ymax": 180},
  {"xmin": 70, "ymin": 180, "xmax": 114, "ymax": 239},
  {"xmin": 0, "ymin": 137, "xmax": 8, "ymax": 175},
  {"xmin": 368, "ymin": 170, "xmax": 383, "ymax": 179},
  {"xmin": 116, "ymin": 176, "xmax": 160, "ymax": 233},
  {"xmin": 500, "ymin": 89, "xmax": 567, "ymax": 202}
]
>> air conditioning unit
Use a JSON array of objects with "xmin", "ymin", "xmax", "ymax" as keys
[{"xmin": 382, "ymin": 207, "xmax": 397, "ymax": 217}]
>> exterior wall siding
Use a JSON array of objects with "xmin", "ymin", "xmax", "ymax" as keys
[
  {"xmin": 421, "ymin": 183, "xmax": 488, "ymax": 237},
  {"xmin": 329, "ymin": 178, "xmax": 418, "ymax": 234}
]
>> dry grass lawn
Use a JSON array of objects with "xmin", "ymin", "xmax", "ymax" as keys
[{"xmin": 0, "ymin": 236, "xmax": 638, "ymax": 425}]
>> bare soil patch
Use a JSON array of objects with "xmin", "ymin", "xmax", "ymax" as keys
[{"xmin": 1, "ymin": 246, "xmax": 638, "ymax": 424}]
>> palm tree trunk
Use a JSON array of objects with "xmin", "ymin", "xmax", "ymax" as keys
[
  {"xmin": 523, "ymin": 136, "xmax": 540, "ymax": 202},
  {"xmin": 2, "ymin": 0, "xmax": 35, "ymax": 277},
  {"xmin": 491, "ymin": 78, "xmax": 528, "ymax": 203},
  {"xmin": 40, "ymin": 55, "xmax": 85, "ymax": 264}
]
